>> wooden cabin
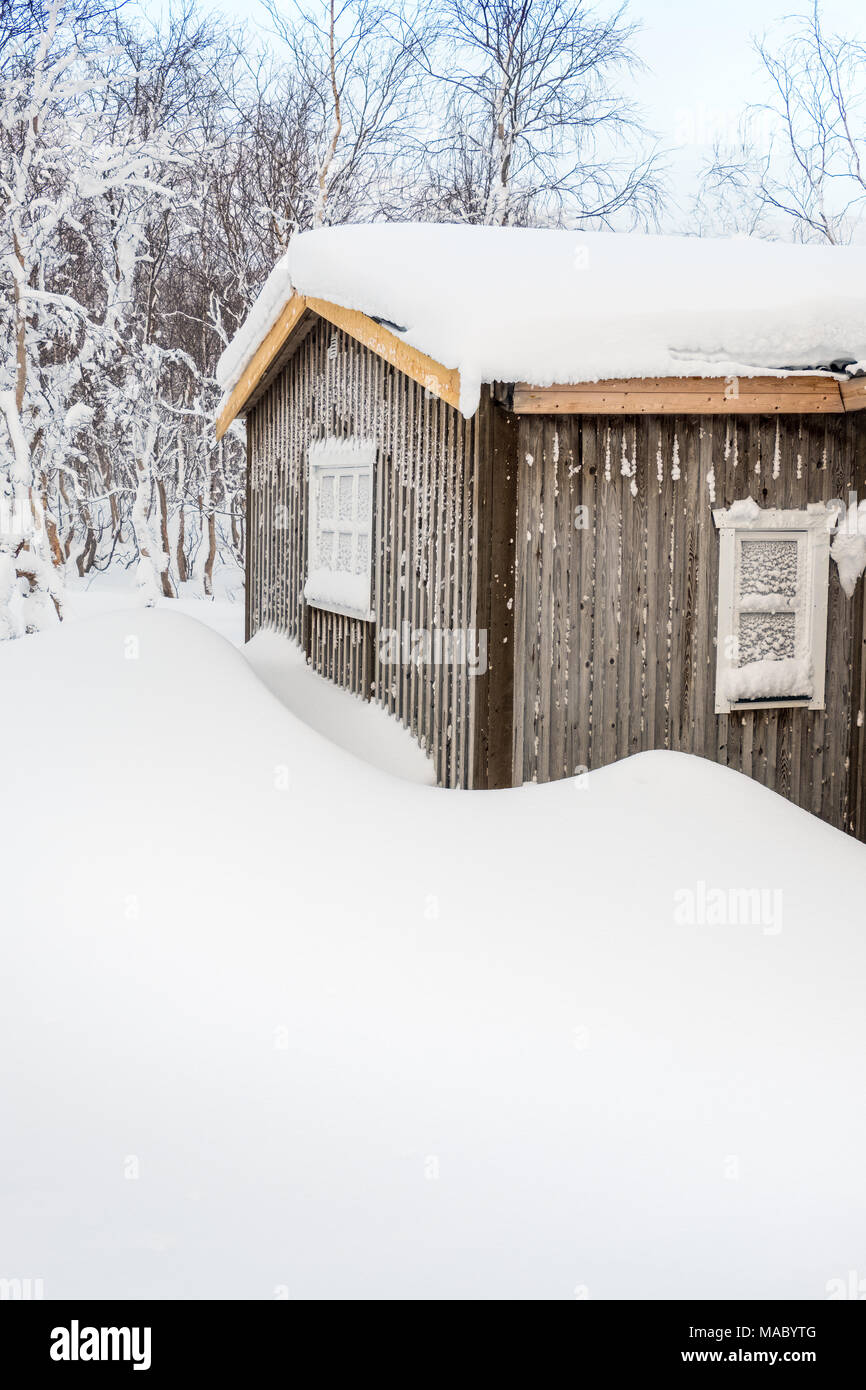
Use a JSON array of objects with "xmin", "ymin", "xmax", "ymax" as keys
[{"xmin": 216, "ymin": 224, "xmax": 866, "ymax": 839}]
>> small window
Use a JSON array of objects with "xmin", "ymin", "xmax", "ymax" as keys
[
  {"xmin": 713, "ymin": 501, "xmax": 830, "ymax": 713},
  {"xmin": 304, "ymin": 438, "xmax": 376, "ymax": 620}
]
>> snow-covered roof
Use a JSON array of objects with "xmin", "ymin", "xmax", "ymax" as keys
[{"xmin": 217, "ymin": 223, "xmax": 866, "ymax": 418}]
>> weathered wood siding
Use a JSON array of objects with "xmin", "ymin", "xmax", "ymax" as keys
[
  {"xmin": 514, "ymin": 413, "xmax": 866, "ymax": 839},
  {"xmin": 245, "ymin": 316, "xmax": 513, "ymax": 789}
]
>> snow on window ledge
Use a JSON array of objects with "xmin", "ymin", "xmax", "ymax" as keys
[
  {"xmin": 713, "ymin": 499, "xmax": 832, "ymax": 532},
  {"xmin": 724, "ymin": 656, "xmax": 814, "ymax": 703},
  {"xmin": 303, "ymin": 569, "xmax": 374, "ymax": 622}
]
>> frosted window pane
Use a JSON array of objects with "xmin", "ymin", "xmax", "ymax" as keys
[
  {"xmin": 355, "ymin": 534, "xmax": 369, "ymax": 575},
  {"xmin": 338, "ymin": 475, "xmax": 354, "ymax": 521},
  {"xmin": 318, "ymin": 530, "xmax": 334, "ymax": 568},
  {"xmin": 337, "ymin": 532, "xmax": 352, "ymax": 572},
  {"xmin": 319, "ymin": 475, "xmax": 335, "ymax": 520},
  {"xmin": 306, "ymin": 440, "xmax": 375, "ymax": 616},
  {"xmin": 739, "ymin": 612, "xmax": 796, "ymax": 665},
  {"xmin": 740, "ymin": 538, "xmax": 797, "ymax": 598}
]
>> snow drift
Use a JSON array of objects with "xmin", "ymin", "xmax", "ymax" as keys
[{"xmin": 2, "ymin": 611, "xmax": 866, "ymax": 1299}]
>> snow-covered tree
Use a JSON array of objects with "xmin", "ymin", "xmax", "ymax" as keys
[
  {"xmin": 0, "ymin": 0, "xmax": 114, "ymax": 633},
  {"xmin": 0, "ymin": 1, "xmax": 248, "ymax": 631}
]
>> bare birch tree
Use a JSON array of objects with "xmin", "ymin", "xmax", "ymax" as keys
[
  {"xmin": 695, "ymin": 2, "xmax": 866, "ymax": 244},
  {"xmin": 414, "ymin": 0, "xmax": 663, "ymax": 227},
  {"xmin": 262, "ymin": 0, "xmax": 428, "ymax": 229}
]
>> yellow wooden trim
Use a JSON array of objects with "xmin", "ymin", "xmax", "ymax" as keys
[
  {"xmin": 304, "ymin": 297, "xmax": 461, "ymax": 411},
  {"xmin": 840, "ymin": 377, "xmax": 866, "ymax": 412},
  {"xmin": 512, "ymin": 376, "xmax": 847, "ymax": 415},
  {"xmin": 215, "ymin": 293, "xmax": 308, "ymax": 440},
  {"xmin": 216, "ymin": 292, "xmax": 462, "ymax": 436}
]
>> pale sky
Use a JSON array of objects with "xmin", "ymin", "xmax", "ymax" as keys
[{"xmin": 139, "ymin": 0, "xmax": 865, "ymax": 213}]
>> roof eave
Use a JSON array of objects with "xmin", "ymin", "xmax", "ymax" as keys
[
  {"xmin": 215, "ymin": 293, "xmax": 462, "ymax": 439},
  {"xmin": 512, "ymin": 375, "xmax": 864, "ymax": 415}
]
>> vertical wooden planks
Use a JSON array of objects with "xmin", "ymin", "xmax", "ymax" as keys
[
  {"xmin": 626, "ymin": 418, "xmax": 648, "ymax": 758},
  {"xmin": 245, "ymin": 316, "xmax": 485, "ymax": 783},
  {"xmin": 247, "ymin": 331, "xmax": 866, "ymax": 830},
  {"xmin": 574, "ymin": 421, "xmax": 596, "ymax": 774},
  {"xmin": 511, "ymin": 407, "xmax": 865, "ymax": 839},
  {"xmin": 471, "ymin": 390, "xmax": 519, "ymax": 790},
  {"xmin": 847, "ymin": 416, "xmax": 866, "ymax": 838},
  {"xmin": 594, "ymin": 422, "xmax": 621, "ymax": 768},
  {"xmin": 522, "ymin": 418, "xmax": 544, "ymax": 780}
]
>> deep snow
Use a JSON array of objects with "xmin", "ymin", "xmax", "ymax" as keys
[
  {"xmin": 2, "ymin": 609, "xmax": 866, "ymax": 1299},
  {"xmin": 245, "ymin": 630, "xmax": 434, "ymax": 784},
  {"xmin": 58, "ymin": 576, "xmax": 432, "ymax": 783},
  {"xmin": 218, "ymin": 224, "xmax": 866, "ymax": 417}
]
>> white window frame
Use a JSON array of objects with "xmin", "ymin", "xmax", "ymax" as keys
[
  {"xmin": 304, "ymin": 438, "xmax": 375, "ymax": 621},
  {"xmin": 713, "ymin": 503, "xmax": 830, "ymax": 714}
]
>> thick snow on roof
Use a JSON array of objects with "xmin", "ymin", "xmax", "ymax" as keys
[{"xmin": 217, "ymin": 223, "xmax": 866, "ymax": 417}]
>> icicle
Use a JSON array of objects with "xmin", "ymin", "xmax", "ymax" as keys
[
  {"xmin": 629, "ymin": 426, "xmax": 638, "ymax": 496},
  {"xmin": 723, "ymin": 421, "xmax": 731, "ymax": 461},
  {"xmin": 772, "ymin": 420, "xmax": 781, "ymax": 480},
  {"xmin": 707, "ymin": 466, "xmax": 716, "ymax": 504},
  {"xmin": 671, "ymin": 433, "xmax": 680, "ymax": 481},
  {"xmin": 733, "ymin": 429, "xmax": 739, "ymax": 470},
  {"xmin": 552, "ymin": 431, "xmax": 560, "ymax": 465},
  {"xmin": 604, "ymin": 427, "xmax": 611, "ymax": 482},
  {"xmin": 620, "ymin": 434, "xmax": 630, "ymax": 477},
  {"xmin": 796, "ymin": 452, "xmax": 803, "ymax": 480},
  {"xmin": 656, "ymin": 433, "xmax": 664, "ymax": 486},
  {"xmin": 821, "ymin": 445, "xmax": 828, "ymax": 471}
]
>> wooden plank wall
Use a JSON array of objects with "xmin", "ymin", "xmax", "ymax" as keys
[
  {"xmin": 246, "ymin": 317, "xmax": 484, "ymax": 788},
  {"xmin": 514, "ymin": 412, "xmax": 866, "ymax": 838}
]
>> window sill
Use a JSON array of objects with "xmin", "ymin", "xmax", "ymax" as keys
[
  {"xmin": 305, "ymin": 595, "xmax": 375, "ymax": 623},
  {"xmin": 719, "ymin": 697, "xmax": 819, "ymax": 713}
]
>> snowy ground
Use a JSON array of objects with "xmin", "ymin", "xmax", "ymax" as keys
[
  {"xmin": 61, "ymin": 575, "xmax": 432, "ymax": 783},
  {"xmin": 244, "ymin": 631, "xmax": 434, "ymax": 784},
  {"xmin": 2, "ymin": 601, "xmax": 866, "ymax": 1299}
]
